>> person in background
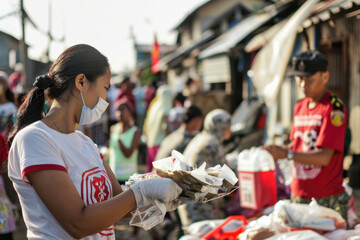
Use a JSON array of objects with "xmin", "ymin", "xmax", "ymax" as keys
[
  {"xmin": 108, "ymin": 97, "xmax": 141, "ymax": 239},
  {"xmin": 109, "ymin": 97, "xmax": 140, "ymax": 184},
  {"xmin": 143, "ymin": 85, "xmax": 173, "ymax": 172},
  {"xmin": 156, "ymin": 105, "xmax": 203, "ymax": 160},
  {"xmin": 183, "ymin": 109, "xmax": 231, "ymax": 168},
  {"xmin": 0, "ymin": 72, "xmax": 17, "ymax": 138},
  {"xmin": 145, "ymin": 80, "xmax": 157, "ymax": 110},
  {"xmin": 180, "ymin": 109, "xmax": 232, "ymax": 225},
  {"xmin": 106, "ymin": 76, "xmax": 121, "ymax": 136},
  {"xmin": 263, "ymin": 50, "xmax": 349, "ymax": 222},
  {"xmin": 167, "ymin": 92, "xmax": 186, "ymax": 133},
  {"xmin": 0, "ymin": 132, "xmax": 16, "ymax": 240},
  {"xmin": 8, "ymin": 63, "xmax": 23, "ymax": 94},
  {"xmin": 132, "ymin": 78, "xmax": 146, "ymax": 131},
  {"xmin": 183, "ymin": 77, "xmax": 202, "ymax": 108},
  {"xmin": 7, "ymin": 44, "xmax": 181, "ymax": 239},
  {"xmin": 115, "ymin": 76, "xmax": 135, "ymax": 112}
]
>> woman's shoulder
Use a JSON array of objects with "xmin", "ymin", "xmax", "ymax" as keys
[
  {"xmin": 12, "ymin": 121, "xmax": 56, "ymax": 148},
  {"xmin": 130, "ymin": 125, "xmax": 139, "ymax": 132},
  {"xmin": 17, "ymin": 121, "xmax": 47, "ymax": 136}
]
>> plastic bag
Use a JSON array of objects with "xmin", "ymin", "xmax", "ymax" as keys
[
  {"xmin": 179, "ymin": 236, "xmax": 201, "ymax": 240},
  {"xmin": 122, "ymin": 179, "xmax": 166, "ymax": 230},
  {"xmin": 184, "ymin": 219, "xmax": 224, "ymax": 237},
  {"xmin": 265, "ymin": 230, "xmax": 328, "ymax": 240},
  {"xmin": 343, "ymin": 181, "xmax": 358, "ymax": 228},
  {"xmin": 129, "ymin": 200, "xmax": 166, "ymax": 231},
  {"xmin": 324, "ymin": 224, "xmax": 360, "ymax": 240},
  {"xmin": 270, "ymin": 199, "xmax": 346, "ymax": 232}
]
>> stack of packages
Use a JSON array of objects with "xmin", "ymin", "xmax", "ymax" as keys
[{"xmin": 123, "ymin": 150, "xmax": 238, "ymax": 230}]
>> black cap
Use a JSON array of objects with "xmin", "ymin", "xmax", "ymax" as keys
[{"xmin": 288, "ymin": 50, "xmax": 328, "ymax": 77}]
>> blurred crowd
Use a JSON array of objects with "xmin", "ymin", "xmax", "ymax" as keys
[{"xmin": 0, "ymin": 70, "xmax": 235, "ymax": 239}]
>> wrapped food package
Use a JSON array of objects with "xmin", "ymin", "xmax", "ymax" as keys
[
  {"xmin": 152, "ymin": 150, "xmax": 238, "ymax": 203},
  {"xmin": 123, "ymin": 150, "xmax": 238, "ymax": 230}
]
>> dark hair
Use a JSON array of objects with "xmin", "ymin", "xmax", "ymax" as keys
[
  {"xmin": 0, "ymin": 74, "xmax": 15, "ymax": 103},
  {"xmin": 185, "ymin": 77, "xmax": 193, "ymax": 86},
  {"xmin": 16, "ymin": 92, "xmax": 27, "ymax": 107},
  {"xmin": 183, "ymin": 105, "xmax": 202, "ymax": 124},
  {"xmin": 173, "ymin": 92, "xmax": 186, "ymax": 106},
  {"xmin": 8, "ymin": 44, "xmax": 109, "ymax": 146},
  {"xmin": 5, "ymin": 88, "xmax": 15, "ymax": 103}
]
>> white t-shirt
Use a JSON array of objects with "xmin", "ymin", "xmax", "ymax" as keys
[{"xmin": 8, "ymin": 121, "xmax": 115, "ymax": 240}]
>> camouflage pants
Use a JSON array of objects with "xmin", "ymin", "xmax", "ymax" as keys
[{"xmin": 291, "ymin": 191, "xmax": 349, "ymax": 221}]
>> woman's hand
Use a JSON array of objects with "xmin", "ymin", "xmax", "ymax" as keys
[{"xmin": 130, "ymin": 178, "xmax": 182, "ymax": 211}]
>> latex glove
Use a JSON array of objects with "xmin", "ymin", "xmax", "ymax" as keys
[
  {"xmin": 164, "ymin": 199, "xmax": 182, "ymax": 212},
  {"xmin": 130, "ymin": 178, "xmax": 182, "ymax": 210}
]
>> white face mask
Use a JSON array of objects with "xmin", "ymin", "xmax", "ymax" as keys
[{"xmin": 79, "ymin": 92, "xmax": 109, "ymax": 125}]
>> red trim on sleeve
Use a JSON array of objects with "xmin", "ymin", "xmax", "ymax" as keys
[
  {"xmin": 100, "ymin": 153, "xmax": 104, "ymax": 160},
  {"xmin": 22, "ymin": 164, "xmax": 67, "ymax": 185}
]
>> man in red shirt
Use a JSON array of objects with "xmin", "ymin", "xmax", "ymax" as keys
[{"xmin": 264, "ymin": 50, "xmax": 348, "ymax": 220}]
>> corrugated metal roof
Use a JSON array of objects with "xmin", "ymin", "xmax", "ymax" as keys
[
  {"xmin": 157, "ymin": 30, "xmax": 215, "ymax": 70},
  {"xmin": 198, "ymin": 0, "xmax": 293, "ymax": 59},
  {"xmin": 199, "ymin": 10, "xmax": 278, "ymax": 59},
  {"xmin": 302, "ymin": 0, "xmax": 360, "ymax": 28}
]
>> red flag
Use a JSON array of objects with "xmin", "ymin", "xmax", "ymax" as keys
[{"xmin": 151, "ymin": 34, "xmax": 160, "ymax": 73}]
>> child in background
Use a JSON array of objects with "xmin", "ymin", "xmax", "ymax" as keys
[
  {"xmin": 167, "ymin": 92, "xmax": 186, "ymax": 133},
  {"xmin": 0, "ymin": 132, "xmax": 16, "ymax": 239},
  {"xmin": 109, "ymin": 97, "xmax": 141, "ymax": 184}
]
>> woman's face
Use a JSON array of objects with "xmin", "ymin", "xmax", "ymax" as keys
[
  {"xmin": 81, "ymin": 68, "xmax": 111, "ymax": 109},
  {"xmin": 115, "ymin": 104, "xmax": 132, "ymax": 122}
]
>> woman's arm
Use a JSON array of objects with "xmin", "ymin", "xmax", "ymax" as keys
[
  {"xmin": 27, "ymin": 170, "xmax": 136, "ymax": 239},
  {"xmin": 118, "ymin": 129, "xmax": 141, "ymax": 158}
]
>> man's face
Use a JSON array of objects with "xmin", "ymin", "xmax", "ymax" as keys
[{"xmin": 295, "ymin": 71, "xmax": 329, "ymax": 100}]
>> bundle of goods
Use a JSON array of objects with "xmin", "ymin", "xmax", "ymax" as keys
[
  {"xmin": 123, "ymin": 150, "xmax": 238, "ymax": 230},
  {"xmin": 238, "ymin": 199, "xmax": 353, "ymax": 240}
]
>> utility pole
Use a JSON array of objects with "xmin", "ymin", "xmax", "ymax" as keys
[{"xmin": 20, "ymin": 0, "xmax": 29, "ymax": 90}]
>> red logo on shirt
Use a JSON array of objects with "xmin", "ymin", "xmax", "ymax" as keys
[
  {"xmin": 81, "ymin": 167, "xmax": 112, "ymax": 205},
  {"xmin": 92, "ymin": 175, "xmax": 110, "ymax": 202},
  {"xmin": 81, "ymin": 167, "xmax": 114, "ymax": 236}
]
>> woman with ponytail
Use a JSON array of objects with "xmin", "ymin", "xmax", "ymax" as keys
[{"xmin": 7, "ymin": 44, "xmax": 181, "ymax": 239}]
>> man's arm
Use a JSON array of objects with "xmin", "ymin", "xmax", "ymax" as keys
[{"xmin": 262, "ymin": 145, "xmax": 334, "ymax": 167}]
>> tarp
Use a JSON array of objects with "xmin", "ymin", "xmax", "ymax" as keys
[{"xmin": 248, "ymin": 0, "xmax": 320, "ymax": 108}]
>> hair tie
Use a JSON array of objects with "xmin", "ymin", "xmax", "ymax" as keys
[{"xmin": 33, "ymin": 73, "xmax": 53, "ymax": 90}]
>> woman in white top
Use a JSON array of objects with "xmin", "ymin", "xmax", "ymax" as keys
[
  {"xmin": 0, "ymin": 72, "xmax": 17, "ymax": 137},
  {"xmin": 7, "ymin": 44, "xmax": 181, "ymax": 240}
]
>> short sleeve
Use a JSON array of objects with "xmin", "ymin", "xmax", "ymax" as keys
[
  {"xmin": 316, "ymin": 106, "xmax": 347, "ymax": 152},
  {"xmin": 12, "ymin": 128, "xmax": 67, "ymax": 184}
]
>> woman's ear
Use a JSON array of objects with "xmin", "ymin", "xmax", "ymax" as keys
[{"xmin": 74, "ymin": 74, "xmax": 86, "ymax": 92}]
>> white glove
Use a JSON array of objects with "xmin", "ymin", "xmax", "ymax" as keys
[{"xmin": 130, "ymin": 178, "xmax": 182, "ymax": 210}]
